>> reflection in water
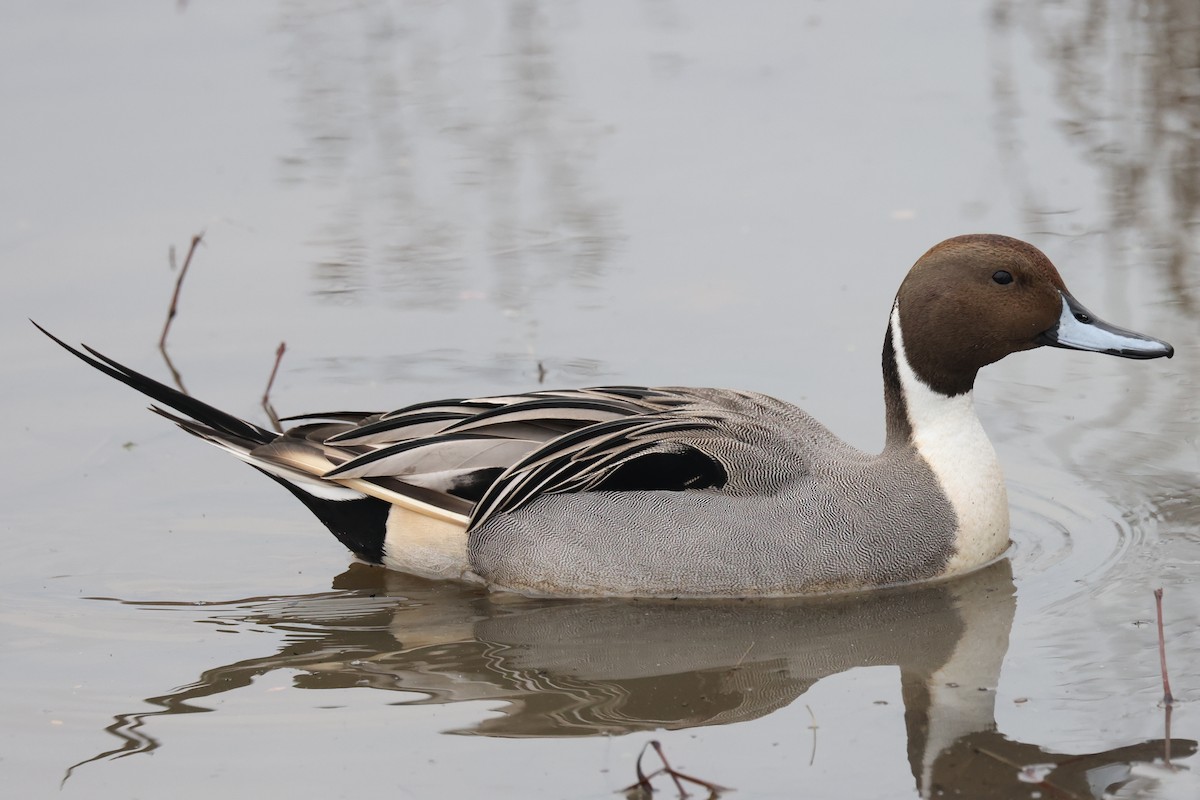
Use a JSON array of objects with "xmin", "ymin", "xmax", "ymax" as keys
[
  {"xmin": 71, "ymin": 561, "xmax": 1190, "ymax": 797},
  {"xmin": 291, "ymin": 349, "xmax": 610, "ymax": 388},
  {"xmin": 988, "ymin": 0, "xmax": 1200, "ymax": 547},
  {"xmin": 275, "ymin": 1, "xmax": 616, "ymax": 313},
  {"xmin": 990, "ymin": 0, "xmax": 1200, "ymax": 310}
]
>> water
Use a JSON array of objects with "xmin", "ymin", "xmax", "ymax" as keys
[{"xmin": 2, "ymin": 1, "xmax": 1197, "ymax": 798}]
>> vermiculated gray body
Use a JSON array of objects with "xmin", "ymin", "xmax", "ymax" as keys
[{"xmin": 469, "ymin": 388, "xmax": 956, "ymax": 597}]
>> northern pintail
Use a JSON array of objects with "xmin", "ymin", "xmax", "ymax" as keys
[{"xmin": 37, "ymin": 234, "xmax": 1174, "ymax": 597}]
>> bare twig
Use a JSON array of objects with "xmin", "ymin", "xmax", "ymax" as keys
[
  {"xmin": 806, "ymin": 704, "xmax": 818, "ymax": 766},
  {"xmin": 262, "ymin": 342, "xmax": 287, "ymax": 433},
  {"xmin": 1153, "ymin": 588, "xmax": 1177, "ymax": 768},
  {"xmin": 651, "ymin": 741, "xmax": 690, "ymax": 798},
  {"xmin": 159, "ymin": 345, "xmax": 188, "ymax": 395},
  {"xmin": 628, "ymin": 741, "xmax": 655, "ymax": 797},
  {"xmin": 1154, "ymin": 588, "xmax": 1174, "ymax": 707},
  {"xmin": 733, "ymin": 640, "xmax": 755, "ymax": 668},
  {"xmin": 1163, "ymin": 702, "xmax": 1174, "ymax": 767},
  {"xmin": 159, "ymin": 232, "xmax": 205, "ymax": 350},
  {"xmin": 620, "ymin": 740, "xmax": 730, "ymax": 799}
]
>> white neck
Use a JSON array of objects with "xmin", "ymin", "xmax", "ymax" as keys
[{"xmin": 890, "ymin": 304, "xmax": 1010, "ymax": 574}]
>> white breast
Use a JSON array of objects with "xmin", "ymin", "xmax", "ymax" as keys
[{"xmin": 890, "ymin": 304, "xmax": 1010, "ymax": 574}]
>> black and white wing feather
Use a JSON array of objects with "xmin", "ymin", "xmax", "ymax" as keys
[
  {"xmin": 35, "ymin": 320, "xmax": 734, "ymax": 533},
  {"xmin": 318, "ymin": 388, "xmax": 730, "ymax": 525}
]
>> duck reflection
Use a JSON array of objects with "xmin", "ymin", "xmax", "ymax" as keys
[
  {"xmin": 277, "ymin": 0, "xmax": 616, "ymax": 312},
  {"xmin": 77, "ymin": 560, "xmax": 1190, "ymax": 797}
]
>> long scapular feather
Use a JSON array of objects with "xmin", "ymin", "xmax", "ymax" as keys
[
  {"xmin": 324, "ymin": 411, "xmax": 470, "ymax": 444},
  {"xmin": 325, "ymin": 435, "xmax": 540, "ymax": 479}
]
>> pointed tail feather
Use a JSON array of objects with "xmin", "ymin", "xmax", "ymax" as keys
[
  {"xmin": 35, "ymin": 321, "xmax": 399, "ymax": 564},
  {"xmin": 33, "ymin": 321, "xmax": 277, "ymax": 446}
]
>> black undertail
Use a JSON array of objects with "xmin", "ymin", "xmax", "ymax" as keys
[{"xmin": 256, "ymin": 469, "xmax": 389, "ymax": 564}]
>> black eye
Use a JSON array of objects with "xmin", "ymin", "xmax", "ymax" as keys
[{"xmin": 992, "ymin": 270, "xmax": 1013, "ymax": 285}]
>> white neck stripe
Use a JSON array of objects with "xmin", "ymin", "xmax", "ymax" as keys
[{"xmin": 890, "ymin": 303, "xmax": 1010, "ymax": 573}]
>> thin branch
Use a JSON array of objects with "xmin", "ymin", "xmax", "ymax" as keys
[
  {"xmin": 732, "ymin": 640, "xmax": 755, "ymax": 668},
  {"xmin": 159, "ymin": 232, "xmax": 205, "ymax": 350},
  {"xmin": 628, "ymin": 741, "xmax": 655, "ymax": 797},
  {"xmin": 651, "ymin": 741, "xmax": 690, "ymax": 798},
  {"xmin": 806, "ymin": 704, "xmax": 819, "ymax": 766},
  {"xmin": 159, "ymin": 346, "xmax": 188, "ymax": 395},
  {"xmin": 1153, "ymin": 588, "xmax": 1174, "ymax": 707},
  {"xmin": 1163, "ymin": 702, "xmax": 1174, "ymax": 768},
  {"xmin": 620, "ymin": 740, "xmax": 730, "ymax": 799},
  {"xmin": 1153, "ymin": 588, "xmax": 1179, "ymax": 768},
  {"xmin": 262, "ymin": 342, "xmax": 287, "ymax": 433}
]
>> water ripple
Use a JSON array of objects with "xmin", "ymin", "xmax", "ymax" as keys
[{"xmin": 1006, "ymin": 465, "xmax": 1147, "ymax": 612}]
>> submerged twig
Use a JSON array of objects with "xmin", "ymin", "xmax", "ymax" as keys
[
  {"xmin": 620, "ymin": 740, "xmax": 730, "ymax": 799},
  {"xmin": 1154, "ymin": 588, "xmax": 1176, "ymax": 768},
  {"xmin": 262, "ymin": 342, "xmax": 287, "ymax": 433},
  {"xmin": 1153, "ymin": 588, "xmax": 1173, "ymax": 707},
  {"xmin": 627, "ymin": 741, "xmax": 655, "ymax": 798},
  {"xmin": 806, "ymin": 704, "xmax": 819, "ymax": 766},
  {"xmin": 159, "ymin": 232, "xmax": 204, "ymax": 350},
  {"xmin": 1163, "ymin": 700, "xmax": 1175, "ymax": 768},
  {"xmin": 651, "ymin": 741, "xmax": 689, "ymax": 798},
  {"xmin": 732, "ymin": 640, "xmax": 755, "ymax": 668}
]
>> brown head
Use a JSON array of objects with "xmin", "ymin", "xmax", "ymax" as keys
[{"xmin": 893, "ymin": 234, "xmax": 1173, "ymax": 396}]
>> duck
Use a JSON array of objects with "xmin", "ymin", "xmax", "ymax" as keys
[{"xmin": 36, "ymin": 234, "xmax": 1174, "ymax": 598}]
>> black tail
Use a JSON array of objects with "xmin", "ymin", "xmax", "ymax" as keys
[
  {"xmin": 34, "ymin": 322, "xmax": 392, "ymax": 565},
  {"xmin": 33, "ymin": 321, "xmax": 277, "ymax": 446}
]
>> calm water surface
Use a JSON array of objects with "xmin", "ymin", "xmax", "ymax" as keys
[{"xmin": 2, "ymin": 2, "xmax": 1197, "ymax": 798}]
